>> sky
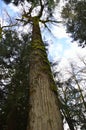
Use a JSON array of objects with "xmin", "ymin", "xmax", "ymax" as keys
[
  {"xmin": 0, "ymin": 1, "xmax": 86, "ymax": 130},
  {"xmin": 0, "ymin": 0, "xmax": 86, "ymax": 67},
  {"xmin": 0, "ymin": 0, "xmax": 86, "ymax": 82}
]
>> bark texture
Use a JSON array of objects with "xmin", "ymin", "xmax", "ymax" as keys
[{"xmin": 27, "ymin": 17, "xmax": 63, "ymax": 130}]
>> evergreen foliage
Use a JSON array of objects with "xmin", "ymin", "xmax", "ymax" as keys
[
  {"xmin": 3, "ymin": 0, "xmax": 60, "ymax": 7},
  {"xmin": 0, "ymin": 29, "xmax": 31, "ymax": 130},
  {"xmin": 1, "ymin": 0, "xmax": 63, "ymax": 130},
  {"xmin": 1, "ymin": 0, "xmax": 86, "ymax": 130},
  {"xmin": 52, "ymin": 60, "xmax": 86, "ymax": 130},
  {"xmin": 62, "ymin": 0, "xmax": 86, "ymax": 47}
]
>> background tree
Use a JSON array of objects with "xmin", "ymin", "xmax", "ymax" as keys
[
  {"xmin": 0, "ymin": 29, "xmax": 31, "ymax": 130},
  {"xmin": 61, "ymin": 0, "xmax": 86, "ymax": 47},
  {"xmin": 52, "ymin": 58, "xmax": 86, "ymax": 130}
]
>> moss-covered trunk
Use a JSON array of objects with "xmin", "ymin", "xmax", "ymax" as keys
[{"xmin": 27, "ymin": 17, "xmax": 63, "ymax": 130}]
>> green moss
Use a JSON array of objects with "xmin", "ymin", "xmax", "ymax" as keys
[
  {"xmin": 40, "ymin": 65, "xmax": 57, "ymax": 92},
  {"xmin": 38, "ymin": 52, "xmax": 47, "ymax": 59},
  {"xmin": 50, "ymin": 84, "xmax": 57, "ymax": 91},
  {"xmin": 43, "ymin": 59, "xmax": 50, "ymax": 66},
  {"xmin": 41, "ymin": 66, "xmax": 49, "ymax": 72},
  {"xmin": 35, "ymin": 46, "xmax": 45, "ymax": 51},
  {"xmin": 32, "ymin": 44, "xmax": 46, "ymax": 51},
  {"xmin": 33, "ymin": 17, "xmax": 39, "ymax": 25},
  {"xmin": 33, "ymin": 39, "xmax": 42, "ymax": 44},
  {"xmin": 31, "ymin": 39, "xmax": 57, "ymax": 92}
]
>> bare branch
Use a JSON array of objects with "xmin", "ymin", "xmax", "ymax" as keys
[
  {"xmin": 3, "ymin": 9, "xmax": 13, "ymax": 24},
  {"xmin": 38, "ymin": 0, "xmax": 44, "ymax": 18},
  {"xmin": 2, "ymin": 22, "xmax": 18, "ymax": 29},
  {"xmin": 43, "ymin": 23, "xmax": 54, "ymax": 37},
  {"xmin": 40, "ymin": 19, "xmax": 62, "ymax": 24},
  {"xmin": 16, "ymin": 15, "xmax": 32, "ymax": 25},
  {"xmin": 0, "ymin": 22, "xmax": 17, "ymax": 39}
]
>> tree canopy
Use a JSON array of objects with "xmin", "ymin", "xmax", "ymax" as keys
[
  {"xmin": 52, "ymin": 58, "xmax": 86, "ymax": 130},
  {"xmin": 1, "ymin": 0, "xmax": 86, "ymax": 130},
  {"xmin": 62, "ymin": 0, "xmax": 86, "ymax": 47},
  {"xmin": 0, "ymin": 29, "xmax": 31, "ymax": 130},
  {"xmin": 3, "ymin": 0, "xmax": 60, "ymax": 7},
  {"xmin": 1, "ymin": 1, "xmax": 64, "ymax": 130}
]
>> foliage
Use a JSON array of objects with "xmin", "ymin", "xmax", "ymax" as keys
[
  {"xmin": 3, "ymin": 0, "xmax": 60, "ymax": 7},
  {"xmin": 52, "ymin": 59, "xmax": 86, "ymax": 130},
  {"xmin": 0, "ymin": 29, "xmax": 31, "ymax": 130},
  {"xmin": 2, "ymin": 0, "xmax": 60, "ymax": 25},
  {"xmin": 62, "ymin": 0, "xmax": 86, "ymax": 47}
]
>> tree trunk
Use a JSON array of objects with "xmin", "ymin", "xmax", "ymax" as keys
[
  {"xmin": 6, "ymin": 106, "xmax": 17, "ymax": 130},
  {"xmin": 27, "ymin": 17, "xmax": 63, "ymax": 130},
  {"xmin": 66, "ymin": 117, "xmax": 75, "ymax": 130}
]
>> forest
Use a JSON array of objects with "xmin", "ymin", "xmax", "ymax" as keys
[{"xmin": 0, "ymin": 0, "xmax": 86, "ymax": 130}]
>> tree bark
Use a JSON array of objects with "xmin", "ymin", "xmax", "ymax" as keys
[{"xmin": 27, "ymin": 17, "xmax": 63, "ymax": 130}]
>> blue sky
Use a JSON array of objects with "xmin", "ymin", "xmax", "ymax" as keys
[
  {"xmin": 0, "ymin": 1, "xmax": 86, "ymax": 130},
  {"xmin": 0, "ymin": 0, "xmax": 19, "ymax": 19},
  {"xmin": 0, "ymin": 0, "xmax": 86, "ymax": 66}
]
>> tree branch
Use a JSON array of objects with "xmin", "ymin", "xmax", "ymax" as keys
[
  {"xmin": 40, "ymin": 19, "xmax": 62, "ymax": 24},
  {"xmin": 43, "ymin": 23, "xmax": 52, "ymax": 34},
  {"xmin": 38, "ymin": 0, "xmax": 44, "ymax": 18},
  {"xmin": 2, "ymin": 22, "xmax": 17, "ymax": 29},
  {"xmin": 0, "ymin": 22, "xmax": 17, "ymax": 39}
]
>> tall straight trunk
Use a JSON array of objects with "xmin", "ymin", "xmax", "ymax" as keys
[{"xmin": 27, "ymin": 17, "xmax": 63, "ymax": 130}]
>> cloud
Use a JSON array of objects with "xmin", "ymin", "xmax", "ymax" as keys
[
  {"xmin": 48, "ymin": 25, "xmax": 86, "ymax": 76},
  {"xmin": 48, "ymin": 42, "xmax": 63, "ymax": 61},
  {"xmin": 52, "ymin": 24, "xmax": 68, "ymax": 39},
  {"xmin": 63, "ymin": 39, "xmax": 86, "ymax": 59},
  {"xmin": 8, "ymin": 4, "xmax": 21, "ymax": 13}
]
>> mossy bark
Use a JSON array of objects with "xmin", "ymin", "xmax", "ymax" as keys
[{"xmin": 27, "ymin": 17, "xmax": 63, "ymax": 130}]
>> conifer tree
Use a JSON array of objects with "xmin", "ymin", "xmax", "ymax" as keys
[
  {"xmin": 62, "ymin": 0, "xmax": 86, "ymax": 47},
  {"xmin": 2, "ymin": 0, "xmax": 63, "ymax": 130}
]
